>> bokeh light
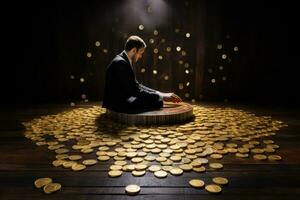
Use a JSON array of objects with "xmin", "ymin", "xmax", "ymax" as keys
[{"xmin": 95, "ymin": 41, "xmax": 101, "ymax": 47}]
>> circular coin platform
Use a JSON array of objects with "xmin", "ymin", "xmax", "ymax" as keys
[{"xmin": 106, "ymin": 102, "xmax": 194, "ymax": 125}]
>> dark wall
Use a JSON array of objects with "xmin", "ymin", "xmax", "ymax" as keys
[{"xmin": 1, "ymin": 0, "xmax": 297, "ymax": 106}]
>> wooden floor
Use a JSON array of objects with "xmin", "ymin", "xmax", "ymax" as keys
[{"xmin": 1, "ymin": 102, "xmax": 300, "ymax": 200}]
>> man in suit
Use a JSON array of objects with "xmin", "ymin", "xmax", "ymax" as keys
[{"xmin": 102, "ymin": 35, "xmax": 182, "ymax": 114}]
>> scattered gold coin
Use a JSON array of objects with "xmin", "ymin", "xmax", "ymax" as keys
[
  {"xmin": 209, "ymin": 163, "xmax": 223, "ymax": 169},
  {"xmin": 125, "ymin": 184, "xmax": 140, "ymax": 195},
  {"xmin": 170, "ymin": 168, "xmax": 183, "ymax": 175},
  {"xmin": 268, "ymin": 155, "xmax": 282, "ymax": 161},
  {"xmin": 82, "ymin": 159, "xmax": 97, "ymax": 166},
  {"xmin": 253, "ymin": 154, "xmax": 267, "ymax": 160},
  {"xmin": 72, "ymin": 163, "xmax": 86, "ymax": 171},
  {"xmin": 132, "ymin": 170, "xmax": 146, "ymax": 176},
  {"xmin": 98, "ymin": 156, "xmax": 110, "ymax": 161},
  {"xmin": 189, "ymin": 179, "xmax": 205, "ymax": 188},
  {"xmin": 212, "ymin": 177, "xmax": 228, "ymax": 185},
  {"xmin": 205, "ymin": 184, "xmax": 222, "ymax": 193},
  {"xmin": 154, "ymin": 170, "xmax": 168, "ymax": 178},
  {"xmin": 43, "ymin": 183, "xmax": 61, "ymax": 194},
  {"xmin": 34, "ymin": 177, "xmax": 52, "ymax": 188},
  {"xmin": 148, "ymin": 165, "xmax": 161, "ymax": 172},
  {"xmin": 108, "ymin": 170, "xmax": 123, "ymax": 177}
]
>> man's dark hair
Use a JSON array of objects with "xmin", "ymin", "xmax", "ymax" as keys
[{"xmin": 125, "ymin": 35, "xmax": 147, "ymax": 51}]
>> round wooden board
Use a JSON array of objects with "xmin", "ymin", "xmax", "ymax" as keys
[{"xmin": 106, "ymin": 102, "xmax": 194, "ymax": 125}]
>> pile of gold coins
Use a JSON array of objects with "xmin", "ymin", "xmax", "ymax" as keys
[{"xmin": 23, "ymin": 105, "xmax": 286, "ymax": 195}]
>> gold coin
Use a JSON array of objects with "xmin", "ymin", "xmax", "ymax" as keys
[
  {"xmin": 55, "ymin": 148, "xmax": 69, "ymax": 154},
  {"xmin": 62, "ymin": 161, "xmax": 76, "ymax": 168},
  {"xmin": 154, "ymin": 170, "xmax": 168, "ymax": 178},
  {"xmin": 115, "ymin": 160, "xmax": 127, "ymax": 166},
  {"xmin": 72, "ymin": 163, "xmax": 86, "ymax": 171},
  {"xmin": 162, "ymin": 166, "xmax": 173, "ymax": 172},
  {"xmin": 156, "ymin": 157, "xmax": 167, "ymax": 162},
  {"xmin": 235, "ymin": 153, "xmax": 249, "ymax": 158},
  {"xmin": 126, "ymin": 152, "xmax": 137, "ymax": 158},
  {"xmin": 125, "ymin": 184, "xmax": 140, "ymax": 195},
  {"xmin": 34, "ymin": 177, "xmax": 52, "ymax": 188},
  {"xmin": 210, "ymin": 154, "xmax": 223, "ymax": 159},
  {"xmin": 123, "ymin": 164, "xmax": 135, "ymax": 171},
  {"xmin": 251, "ymin": 148, "xmax": 265, "ymax": 154},
  {"xmin": 144, "ymin": 156, "xmax": 156, "ymax": 161},
  {"xmin": 193, "ymin": 166, "xmax": 206, "ymax": 172},
  {"xmin": 209, "ymin": 163, "xmax": 223, "ymax": 169},
  {"xmin": 81, "ymin": 148, "xmax": 93, "ymax": 154},
  {"xmin": 108, "ymin": 170, "xmax": 123, "ymax": 177},
  {"xmin": 132, "ymin": 170, "xmax": 146, "ymax": 176},
  {"xmin": 189, "ymin": 179, "xmax": 205, "ymax": 188},
  {"xmin": 170, "ymin": 168, "xmax": 183, "ymax": 175},
  {"xmin": 131, "ymin": 157, "xmax": 143, "ymax": 163},
  {"xmin": 179, "ymin": 164, "xmax": 193, "ymax": 171},
  {"xmin": 268, "ymin": 155, "xmax": 282, "ymax": 161},
  {"xmin": 110, "ymin": 165, "xmax": 123, "ymax": 171},
  {"xmin": 135, "ymin": 164, "xmax": 148, "ymax": 171},
  {"xmin": 98, "ymin": 156, "xmax": 110, "ymax": 161},
  {"xmin": 52, "ymin": 159, "xmax": 65, "ymax": 167},
  {"xmin": 148, "ymin": 165, "xmax": 161, "ymax": 172},
  {"xmin": 43, "ymin": 183, "xmax": 61, "ymax": 194},
  {"xmin": 212, "ymin": 177, "xmax": 228, "ymax": 185},
  {"xmin": 69, "ymin": 155, "xmax": 82, "ymax": 161},
  {"xmin": 82, "ymin": 159, "xmax": 97, "ymax": 166},
  {"xmin": 253, "ymin": 154, "xmax": 267, "ymax": 160},
  {"xmin": 170, "ymin": 156, "xmax": 182, "ymax": 162},
  {"xmin": 205, "ymin": 184, "xmax": 222, "ymax": 193}
]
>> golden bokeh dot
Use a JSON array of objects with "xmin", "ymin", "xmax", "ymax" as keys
[
  {"xmin": 219, "ymin": 66, "xmax": 224, "ymax": 70},
  {"xmin": 141, "ymin": 68, "xmax": 146, "ymax": 73},
  {"xmin": 86, "ymin": 52, "xmax": 92, "ymax": 58},
  {"xmin": 153, "ymin": 48, "xmax": 159, "ymax": 54},
  {"xmin": 234, "ymin": 46, "xmax": 239, "ymax": 51},
  {"xmin": 185, "ymin": 69, "xmax": 190, "ymax": 74},
  {"xmin": 164, "ymin": 75, "xmax": 169, "ymax": 80},
  {"xmin": 84, "ymin": 99, "xmax": 89, "ymax": 103},
  {"xmin": 95, "ymin": 41, "xmax": 101, "ymax": 47},
  {"xmin": 161, "ymin": 38, "xmax": 166, "ymax": 43},
  {"xmin": 166, "ymin": 47, "xmax": 171, "ymax": 52},
  {"xmin": 103, "ymin": 49, "xmax": 108, "ymax": 53},
  {"xmin": 222, "ymin": 54, "xmax": 227, "ymax": 59},
  {"xmin": 208, "ymin": 68, "xmax": 213, "ymax": 73},
  {"xmin": 222, "ymin": 76, "xmax": 227, "ymax": 81},
  {"xmin": 186, "ymin": 33, "xmax": 191, "ymax": 38},
  {"xmin": 70, "ymin": 102, "xmax": 75, "ymax": 106},
  {"xmin": 211, "ymin": 78, "xmax": 216, "ymax": 83},
  {"xmin": 153, "ymin": 30, "xmax": 159, "ymax": 35},
  {"xmin": 179, "ymin": 83, "xmax": 184, "ymax": 90},
  {"xmin": 149, "ymin": 38, "xmax": 154, "ymax": 44},
  {"xmin": 186, "ymin": 82, "xmax": 190, "ymax": 86},
  {"xmin": 176, "ymin": 46, "xmax": 181, "ymax": 52},
  {"xmin": 158, "ymin": 55, "xmax": 163, "ymax": 60},
  {"xmin": 70, "ymin": 75, "xmax": 75, "ymax": 79},
  {"xmin": 175, "ymin": 28, "xmax": 180, "ymax": 33},
  {"xmin": 80, "ymin": 78, "xmax": 85, "ymax": 83},
  {"xmin": 178, "ymin": 60, "xmax": 184, "ymax": 65},
  {"xmin": 138, "ymin": 25, "xmax": 144, "ymax": 30},
  {"xmin": 217, "ymin": 44, "xmax": 222, "ymax": 50},
  {"xmin": 184, "ymin": 63, "xmax": 189, "ymax": 68},
  {"xmin": 181, "ymin": 51, "xmax": 187, "ymax": 56},
  {"xmin": 153, "ymin": 70, "xmax": 158, "ymax": 75},
  {"xmin": 81, "ymin": 94, "xmax": 87, "ymax": 99},
  {"xmin": 185, "ymin": 93, "xmax": 190, "ymax": 98},
  {"xmin": 191, "ymin": 99, "xmax": 196, "ymax": 103}
]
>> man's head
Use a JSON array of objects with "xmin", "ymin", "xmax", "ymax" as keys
[{"xmin": 125, "ymin": 35, "xmax": 146, "ymax": 63}]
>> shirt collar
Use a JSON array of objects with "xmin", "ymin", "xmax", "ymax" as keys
[{"xmin": 123, "ymin": 50, "xmax": 132, "ymax": 67}]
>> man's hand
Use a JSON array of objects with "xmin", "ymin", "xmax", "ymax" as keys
[{"xmin": 160, "ymin": 92, "xmax": 182, "ymax": 103}]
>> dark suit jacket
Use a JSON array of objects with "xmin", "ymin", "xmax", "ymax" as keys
[{"xmin": 102, "ymin": 51, "xmax": 163, "ymax": 113}]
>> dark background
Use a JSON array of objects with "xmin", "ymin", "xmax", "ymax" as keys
[{"xmin": 1, "ymin": 0, "xmax": 297, "ymax": 106}]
